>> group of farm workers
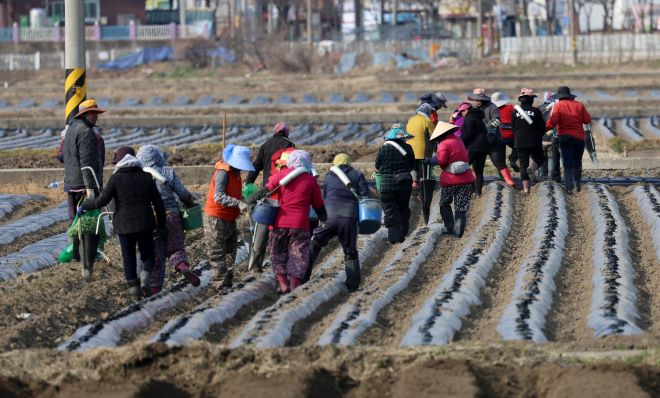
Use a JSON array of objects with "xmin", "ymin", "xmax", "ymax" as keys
[{"xmin": 65, "ymin": 85, "xmax": 591, "ymax": 300}]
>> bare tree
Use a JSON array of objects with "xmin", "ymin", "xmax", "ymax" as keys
[{"xmin": 595, "ymin": 0, "xmax": 615, "ymax": 31}]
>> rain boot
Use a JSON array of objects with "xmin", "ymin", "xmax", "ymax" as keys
[
  {"xmin": 574, "ymin": 164, "xmax": 582, "ymax": 192},
  {"xmin": 248, "ymin": 223, "xmax": 269, "ymax": 272},
  {"xmin": 290, "ymin": 276, "xmax": 302, "ymax": 292},
  {"xmin": 223, "ymin": 269, "xmax": 233, "ymax": 288},
  {"xmin": 522, "ymin": 180, "xmax": 531, "ymax": 194},
  {"xmin": 276, "ymin": 273, "xmax": 290, "ymax": 294},
  {"xmin": 305, "ymin": 240, "xmax": 323, "ymax": 282},
  {"xmin": 387, "ymin": 225, "xmax": 402, "ymax": 245},
  {"xmin": 175, "ymin": 262, "xmax": 201, "ymax": 287},
  {"xmin": 509, "ymin": 154, "xmax": 520, "ymax": 173},
  {"xmin": 564, "ymin": 167, "xmax": 574, "ymax": 194},
  {"xmin": 454, "ymin": 211, "xmax": 467, "ymax": 238},
  {"xmin": 344, "ymin": 257, "xmax": 361, "ymax": 291},
  {"xmin": 81, "ymin": 233, "xmax": 99, "ymax": 283},
  {"xmin": 440, "ymin": 204, "xmax": 455, "ymax": 234},
  {"xmin": 500, "ymin": 168, "xmax": 515, "ymax": 187},
  {"xmin": 140, "ymin": 270, "xmax": 152, "ymax": 298},
  {"xmin": 127, "ymin": 279, "xmax": 141, "ymax": 301}
]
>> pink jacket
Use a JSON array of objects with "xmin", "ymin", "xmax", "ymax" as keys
[{"xmin": 435, "ymin": 134, "xmax": 476, "ymax": 187}]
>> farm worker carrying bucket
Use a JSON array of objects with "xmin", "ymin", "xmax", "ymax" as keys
[
  {"xmin": 203, "ymin": 144, "xmax": 255, "ymax": 291},
  {"xmin": 246, "ymin": 150, "xmax": 326, "ymax": 294},
  {"xmin": 307, "ymin": 153, "xmax": 372, "ymax": 291},
  {"xmin": 61, "ymin": 98, "xmax": 106, "ymax": 282}
]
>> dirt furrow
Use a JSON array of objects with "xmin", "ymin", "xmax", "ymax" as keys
[
  {"xmin": 0, "ymin": 220, "xmax": 68, "ymax": 258},
  {"xmin": 354, "ymin": 192, "xmax": 487, "ymax": 347},
  {"xmin": 455, "ymin": 188, "xmax": 538, "ymax": 342},
  {"xmin": 611, "ymin": 186, "xmax": 660, "ymax": 335},
  {"xmin": 545, "ymin": 188, "xmax": 596, "ymax": 342}
]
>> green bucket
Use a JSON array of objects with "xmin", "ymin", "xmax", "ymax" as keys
[
  {"xmin": 373, "ymin": 171, "xmax": 382, "ymax": 192},
  {"xmin": 180, "ymin": 203, "xmax": 203, "ymax": 231}
]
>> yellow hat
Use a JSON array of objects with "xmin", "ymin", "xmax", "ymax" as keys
[
  {"xmin": 75, "ymin": 99, "xmax": 106, "ymax": 118},
  {"xmin": 332, "ymin": 153, "xmax": 351, "ymax": 167}
]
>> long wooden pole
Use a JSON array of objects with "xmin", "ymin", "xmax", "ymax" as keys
[{"xmin": 222, "ymin": 112, "xmax": 227, "ymax": 149}]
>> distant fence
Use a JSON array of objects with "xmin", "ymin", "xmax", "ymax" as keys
[
  {"xmin": 0, "ymin": 48, "xmax": 141, "ymax": 71},
  {"xmin": 0, "ymin": 21, "xmax": 211, "ymax": 43},
  {"xmin": 501, "ymin": 33, "xmax": 660, "ymax": 64}
]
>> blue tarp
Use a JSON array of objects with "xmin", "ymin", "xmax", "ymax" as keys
[
  {"xmin": 207, "ymin": 47, "xmax": 236, "ymax": 64},
  {"xmin": 335, "ymin": 53, "xmax": 357, "ymax": 74},
  {"xmin": 99, "ymin": 47, "xmax": 174, "ymax": 70}
]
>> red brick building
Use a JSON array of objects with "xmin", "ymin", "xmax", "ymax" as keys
[{"xmin": 0, "ymin": 0, "xmax": 146, "ymax": 28}]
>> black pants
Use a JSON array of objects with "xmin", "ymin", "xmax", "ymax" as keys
[
  {"xmin": 381, "ymin": 189, "xmax": 412, "ymax": 244},
  {"xmin": 500, "ymin": 138, "xmax": 518, "ymax": 165},
  {"xmin": 517, "ymin": 146, "xmax": 547, "ymax": 181},
  {"xmin": 118, "ymin": 232, "xmax": 155, "ymax": 282},
  {"xmin": 312, "ymin": 216, "xmax": 358, "ymax": 259},
  {"xmin": 469, "ymin": 149, "xmax": 505, "ymax": 195}
]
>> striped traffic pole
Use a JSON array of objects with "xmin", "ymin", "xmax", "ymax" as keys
[{"xmin": 64, "ymin": 0, "xmax": 86, "ymax": 124}]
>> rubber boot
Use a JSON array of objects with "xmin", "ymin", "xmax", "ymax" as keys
[
  {"xmin": 175, "ymin": 262, "xmax": 201, "ymax": 287},
  {"xmin": 276, "ymin": 273, "xmax": 290, "ymax": 294},
  {"xmin": 509, "ymin": 155, "xmax": 520, "ymax": 173},
  {"xmin": 127, "ymin": 279, "xmax": 141, "ymax": 301},
  {"xmin": 440, "ymin": 204, "xmax": 455, "ymax": 234},
  {"xmin": 564, "ymin": 167, "xmax": 574, "ymax": 194},
  {"xmin": 305, "ymin": 240, "xmax": 323, "ymax": 282},
  {"xmin": 72, "ymin": 236, "xmax": 81, "ymax": 262},
  {"xmin": 344, "ymin": 257, "xmax": 361, "ymax": 291},
  {"xmin": 81, "ymin": 234, "xmax": 99, "ymax": 283},
  {"xmin": 140, "ymin": 270, "xmax": 152, "ymax": 298},
  {"xmin": 223, "ymin": 269, "xmax": 233, "ymax": 288},
  {"xmin": 574, "ymin": 164, "xmax": 582, "ymax": 192},
  {"xmin": 500, "ymin": 168, "xmax": 515, "ymax": 187},
  {"xmin": 522, "ymin": 180, "xmax": 531, "ymax": 194},
  {"xmin": 290, "ymin": 276, "xmax": 302, "ymax": 292},
  {"xmin": 454, "ymin": 211, "xmax": 467, "ymax": 238},
  {"xmin": 387, "ymin": 225, "xmax": 402, "ymax": 245}
]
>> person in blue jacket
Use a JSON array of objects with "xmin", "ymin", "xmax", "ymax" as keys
[{"xmin": 307, "ymin": 153, "xmax": 370, "ymax": 290}]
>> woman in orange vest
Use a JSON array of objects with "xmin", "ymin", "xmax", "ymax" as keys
[{"xmin": 204, "ymin": 144, "xmax": 255, "ymax": 290}]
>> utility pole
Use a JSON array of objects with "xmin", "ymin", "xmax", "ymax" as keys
[
  {"xmin": 477, "ymin": 0, "xmax": 484, "ymax": 58},
  {"xmin": 179, "ymin": 0, "xmax": 187, "ymax": 38},
  {"xmin": 307, "ymin": 0, "xmax": 312, "ymax": 47},
  {"xmin": 568, "ymin": 0, "xmax": 577, "ymax": 64},
  {"xmin": 64, "ymin": 0, "xmax": 86, "ymax": 124},
  {"xmin": 392, "ymin": 0, "xmax": 398, "ymax": 28}
]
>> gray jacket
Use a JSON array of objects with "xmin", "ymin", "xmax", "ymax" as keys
[
  {"xmin": 481, "ymin": 101, "xmax": 501, "ymax": 129},
  {"xmin": 63, "ymin": 117, "xmax": 103, "ymax": 192}
]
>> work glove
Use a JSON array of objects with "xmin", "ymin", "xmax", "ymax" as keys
[
  {"xmin": 239, "ymin": 201, "xmax": 248, "ymax": 213},
  {"xmin": 76, "ymin": 205, "xmax": 85, "ymax": 216},
  {"xmin": 86, "ymin": 188, "xmax": 95, "ymax": 199}
]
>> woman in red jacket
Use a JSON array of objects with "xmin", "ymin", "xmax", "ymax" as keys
[
  {"xmin": 428, "ymin": 121, "xmax": 476, "ymax": 238},
  {"xmin": 545, "ymin": 86, "xmax": 592, "ymax": 193}
]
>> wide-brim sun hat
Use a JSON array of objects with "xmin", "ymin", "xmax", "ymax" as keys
[
  {"xmin": 75, "ymin": 99, "xmax": 106, "ymax": 118},
  {"xmin": 518, "ymin": 88, "xmax": 538, "ymax": 100},
  {"xmin": 223, "ymin": 144, "xmax": 255, "ymax": 171},
  {"xmin": 385, "ymin": 127, "xmax": 413, "ymax": 141},
  {"xmin": 555, "ymin": 86, "xmax": 577, "ymax": 99},
  {"xmin": 491, "ymin": 92, "xmax": 510, "ymax": 107},
  {"xmin": 468, "ymin": 88, "xmax": 490, "ymax": 102},
  {"xmin": 430, "ymin": 121, "xmax": 459, "ymax": 142}
]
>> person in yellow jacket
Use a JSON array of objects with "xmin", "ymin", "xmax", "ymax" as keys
[{"xmin": 406, "ymin": 103, "xmax": 437, "ymax": 189}]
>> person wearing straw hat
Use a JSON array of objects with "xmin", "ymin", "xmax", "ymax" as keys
[
  {"xmin": 62, "ymin": 98, "xmax": 106, "ymax": 281},
  {"xmin": 376, "ymin": 126, "xmax": 416, "ymax": 244},
  {"xmin": 427, "ymin": 121, "xmax": 476, "ymax": 238},
  {"xmin": 204, "ymin": 144, "xmax": 255, "ymax": 290},
  {"xmin": 512, "ymin": 88, "xmax": 547, "ymax": 193},
  {"xmin": 491, "ymin": 92, "xmax": 519, "ymax": 173},
  {"xmin": 545, "ymin": 86, "xmax": 592, "ymax": 194},
  {"xmin": 307, "ymin": 153, "xmax": 370, "ymax": 290},
  {"xmin": 78, "ymin": 149, "xmax": 167, "ymax": 301},
  {"xmin": 466, "ymin": 88, "xmax": 516, "ymax": 190}
]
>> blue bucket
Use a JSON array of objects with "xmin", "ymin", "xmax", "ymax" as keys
[
  {"xmin": 358, "ymin": 199, "xmax": 382, "ymax": 235},
  {"xmin": 251, "ymin": 198, "xmax": 279, "ymax": 225}
]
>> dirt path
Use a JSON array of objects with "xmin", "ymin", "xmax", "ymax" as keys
[
  {"xmin": 456, "ymin": 189, "xmax": 538, "ymax": 342},
  {"xmin": 354, "ymin": 193, "xmax": 487, "ymax": 347},
  {"xmin": 544, "ymin": 188, "xmax": 596, "ymax": 342},
  {"xmin": 611, "ymin": 186, "xmax": 660, "ymax": 335},
  {"xmin": 287, "ymin": 201, "xmax": 423, "ymax": 347}
]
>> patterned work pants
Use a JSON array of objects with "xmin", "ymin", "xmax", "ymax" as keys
[
  {"xmin": 269, "ymin": 227, "xmax": 310, "ymax": 280},
  {"xmin": 440, "ymin": 184, "xmax": 473, "ymax": 213},
  {"xmin": 203, "ymin": 214, "xmax": 238, "ymax": 282},
  {"xmin": 151, "ymin": 210, "xmax": 190, "ymax": 290}
]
